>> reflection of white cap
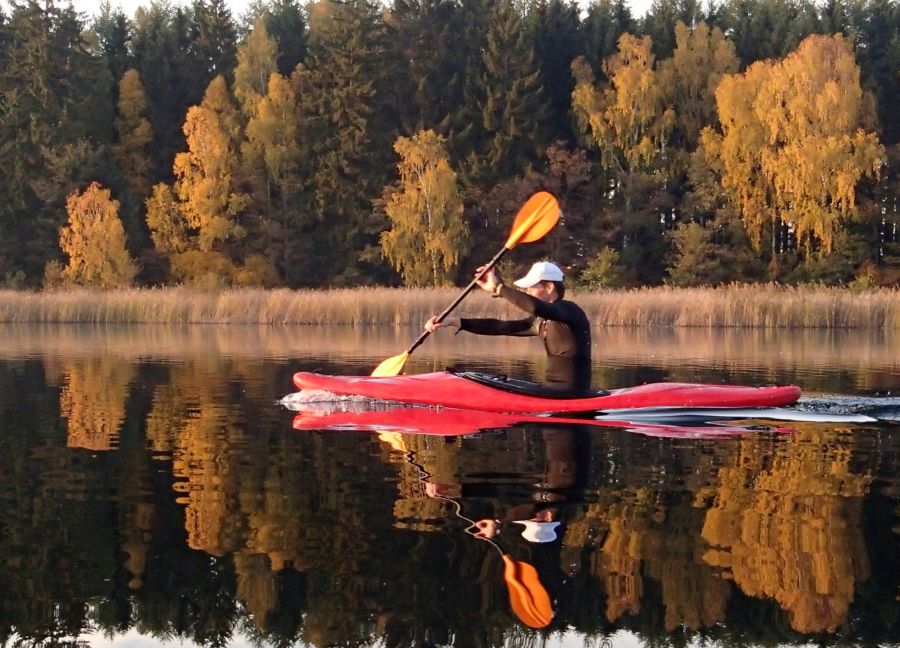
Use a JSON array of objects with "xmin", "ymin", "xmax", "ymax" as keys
[
  {"xmin": 513, "ymin": 520, "xmax": 560, "ymax": 543},
  {"xmin": 513, "ymin": 262, "xmax": 565, "ymax": 288}
]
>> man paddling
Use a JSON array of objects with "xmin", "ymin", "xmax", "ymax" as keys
[{"xmin": 425, "ymin": 261, "xmax": 592, "ymax": 394}]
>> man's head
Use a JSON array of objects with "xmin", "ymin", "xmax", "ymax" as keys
[{"xmin": 513, "ymin": 261, "xmax": 565, "ymax": 302}]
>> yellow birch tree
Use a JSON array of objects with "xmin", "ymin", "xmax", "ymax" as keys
[
  {"xmin": 172, "ymin": 75, "xmax": 248, "ymax": 253},
  {"xmin": 381, "ymin": 130, "xmax": 469, "ymax": 287},
  {"xmin": 244, "ymin": 72, "xmax": 300, "ymax": 214},
  {"xmin": 60, "ymin": 182, "xmax": 137, "ymax": 288},
  {"xmin": 145, "ymin": 183, "xmax": 189, "ymax": 254},
  {"xmin": 702, "ymin": 34, "xmax": 884, "ymax": 256},
  {"xmin": 572, "ymin": 34, "xmax": 675, "ymax": 175},
  {"xmin": 656, "ymin": 21, "xmax": 739, "ymax": 149},
  {"xmin": 233, "ymin": 17, "xmax": 278, "ymax": 119}
]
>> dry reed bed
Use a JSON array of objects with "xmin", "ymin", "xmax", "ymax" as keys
[{"xmin": 0, "ymin": 285, "xmax": 897, "ymax": 328}]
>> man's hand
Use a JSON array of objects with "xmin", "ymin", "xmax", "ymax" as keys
[
  {"xmin": 474, "ymin": 265, "xmax": 502, "ymax": 293},
  {"xmin": 425, "ymin": 315, "xmax": 461, "ymax": 333}
]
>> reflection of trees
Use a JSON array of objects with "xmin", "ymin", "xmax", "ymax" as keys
[
  {"xmin": 1, "ymin": 354, "xmax": 898, "ymax": 647},
  {"xmin": 699, "ymin": 428, "xmax": 872, "ymax": 633},
  {"xmin": 60, "ymin": 359, "xmax": 135, "ymax": 450}
]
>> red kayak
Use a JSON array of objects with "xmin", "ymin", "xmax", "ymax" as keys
[
  {"xmin": 290, "ymin": 404, "xmax": 790, "ymax": 439},
  {"xmin": 292, "ymin": 370, "xmax": 801, "ymax": 414}
]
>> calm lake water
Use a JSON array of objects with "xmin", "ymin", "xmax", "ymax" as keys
[{"xmin": 0, "ymin": 324, "xmax": 897, "ymax": 648}]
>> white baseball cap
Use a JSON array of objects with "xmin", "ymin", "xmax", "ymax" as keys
[
  {"xmin": 513, "ymin": 520, "xmax": 561, "ymax": 543},
  {"xmin": 513, "ymin": 262, "xmax": 565, "ymax": 288}
]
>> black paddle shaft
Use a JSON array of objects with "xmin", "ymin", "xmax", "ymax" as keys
[{"xmin": 405, "ymin": 246, "xmax": 510, "ymax": 355}]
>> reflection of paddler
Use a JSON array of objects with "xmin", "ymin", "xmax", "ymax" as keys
[
  {"xmin": 429, "ymin": 427, "xmax": 590, "ymax": 629},
  {"xmin": 431, "ymin": 493, "xmax": 555, "ymax": 629}
]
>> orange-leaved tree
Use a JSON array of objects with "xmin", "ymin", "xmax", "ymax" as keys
[
  {"xmin": 381, "ymin": 130, "xmax": 468, "ymax": 287},
  {"xmin": 146, "ymin": 76, "xmax": 250, "ymax": 285},
  {"xmin": 59, "ymin": 182, "xmax": 137, "ymax": 288},
  {"xmin": 572, "ymin": 34, "xmax": 675, "ymax": 176},
  {"xmin": 701, "ymin": 34, "xmax": 885, "ymax": 257}
]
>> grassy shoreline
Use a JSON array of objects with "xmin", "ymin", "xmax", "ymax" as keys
[{"xmin": 0, "ymin": 285, "xmax": 897, "ymax": 328}]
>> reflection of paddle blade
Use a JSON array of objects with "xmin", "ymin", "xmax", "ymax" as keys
[
  {"xmin": 376, "ymin": 430, "xmax": 407, "ymax": 451},
  {"xmin": 502, "ymin": 555, "xmax": 552, "ymax": 628},
  {"xmin": 371, "ymin": 351, "xmax": 409, "ymax": 378}
]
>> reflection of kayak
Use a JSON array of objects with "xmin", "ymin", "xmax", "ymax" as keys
[
  {"xmin": 290, "ymin": 402, "xmax": 788, "ymax": 439},
  {"xmin": 292, "ymin": 370, "xmax": 802, "ymax": 414}
]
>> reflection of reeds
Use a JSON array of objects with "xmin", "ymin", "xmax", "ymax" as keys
[
  {"xmin": 0, "ymin": 324, "xmax": 896, "ymax": 374},
  {"xmin": 1, "ymin": 285, "xmax": 897, "ymax": 328}
]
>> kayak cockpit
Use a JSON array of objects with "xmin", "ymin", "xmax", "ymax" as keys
[{"xmin": 454, "ymin": 370, "xmax": 610, "ymax": 399}]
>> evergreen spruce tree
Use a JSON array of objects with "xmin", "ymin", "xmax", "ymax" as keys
[
  {"xmin": 382, "ymin": 0, "xmax": 462, "ymax": 136},
  {"xmin": 526, "ymin": 0, "xmax": 582, "ymax": 144},
  {"xmin": 91, "ymin": 2, "xmax": 132, "ymax": 105},
  {"xmin": 583, "ymin": 0, "xmax": 636, "ymax": 70},
  {"xmin": 190, "ymin": 0, "xmax": 239, "ymax": 82},
  {"xmin": 262, "ymin": 0, "xmax": 307, "ymax": 76},
  {"xmin": 641, "ymin": 0, "xmax": 704, "ymax": 59},
  {"xmin": 443, "ymin": 0, "xmax": 490, "ymax": 165},
  {"xmin": 294, "ymin": 0, "xmax": 391, "ymax": 285},
  {"xmin": 0, "ymin": 0, "xmax": 114, "ymax": 283},
  {"xmin": 131, "ymin": 3, "xmax": 207, "ymax": 181},
  {"xmin": 466, "ymin": 0, "xmax": 549, "ymax": 187}
]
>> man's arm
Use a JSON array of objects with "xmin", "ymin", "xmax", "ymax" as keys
[
  {"xmin": 497, "ymin": 286, "xmax": 580, "ymax": 324},
  {"xmin": 459, "ymin": 315, "xmax": 536, "ymax": 336}
]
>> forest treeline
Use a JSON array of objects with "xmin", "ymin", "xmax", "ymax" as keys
[{"xmin": 0, "ymin": 0, "xmax": 898, "ymax": 290}]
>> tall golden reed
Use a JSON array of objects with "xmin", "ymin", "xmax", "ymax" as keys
[{"xmin": 0, "ymin": 285, "xmax": 896, "ymax": 328}]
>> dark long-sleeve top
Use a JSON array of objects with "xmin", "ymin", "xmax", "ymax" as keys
[{"xmin": 459, "ymin": 285, "xmax": 592, "ymax": 393}]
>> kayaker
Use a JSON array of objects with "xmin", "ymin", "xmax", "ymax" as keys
[{"xmin": 425, "ymin": 261, "xmax": 592, "ymax": 394}]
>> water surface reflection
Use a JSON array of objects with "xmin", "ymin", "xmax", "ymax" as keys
[{"xmin": 0, "ymin": 324, "xmax": 896, "ymax": 647}]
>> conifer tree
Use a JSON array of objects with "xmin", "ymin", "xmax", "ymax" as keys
[
  {"xmin": 641, "ymin": 0, "xmax": 704, "ymax": 59},
  {"xmin": 294, "ymin": 0, "xmax": 391, "ymax": 285},
  {"xmin": 382, "ymin": 0, "xmax": 462, "ymax": 136},
  {"xmin": 0, "ymin": 0, "xmax": 114, "ymax": 283},
  {"xmin": 583, "ymin": 0, "xmax": 636, "ymax": 70},
  {"xmin": 526, "ymin": 0, "xmax": 582, "ymax": 144},
  {"xmin": 131, "ymin": 3, "xmax": 206, "ymax": 181},
  {"xmin": 262, "ymin": 0, "xmax": 307, "ymax": 76},
  {"xmin": 115, "ymin": 69, "xmax": 155, "ymax": 198},
  {"xmin": 381, "ymin": 130, "xmax": 468, "ymax": 286},
  {"xmin": 60, "ymin": 182, "xmax": 137, "ymax": 288},
  {"xmin": 443, "ymin": 0, "xmax": 490, "ymax": 163},
  {"xmin": 467, "ymin": 0, "xmax": 549, "ymax": 187},
  {"xmin": 190, "ymin": 0, "xmax": 238, "ymax": 82},
  {"xmin": 91, "ymin": 2, "xmax": 132, "ymax": 104}
]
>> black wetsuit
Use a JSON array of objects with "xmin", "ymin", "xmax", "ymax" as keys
[{"xmin": 459, "ymin": 286, "xmax": 592, "ymax": 394}]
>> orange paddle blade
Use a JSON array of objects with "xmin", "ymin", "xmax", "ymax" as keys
[
  {"xmin": 504, "ymin": 191, "xmax": 560, "ymax": 249},
  {"xmin": 502, "ymin": 555, "xmax": 553, "ymax": 628},
  {"xmin": 371, "ymin": 352, "xmax": 409, "ymax": 377}
]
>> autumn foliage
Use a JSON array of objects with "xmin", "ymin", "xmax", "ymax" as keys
[
  {"xmin": 59, "ymin": 182, "xmax": 137, "ymax": 288},
  {"xmin": 0, "ymin": 0, "xmax": 894, "ymax": 289}
]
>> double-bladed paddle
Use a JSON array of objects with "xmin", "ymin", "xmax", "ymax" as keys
[{"xmin": 371, "ymin": 191, "xmax": 561, "ymax": 377}]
